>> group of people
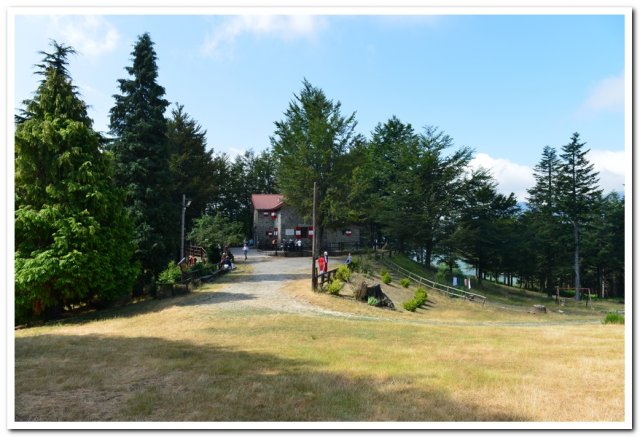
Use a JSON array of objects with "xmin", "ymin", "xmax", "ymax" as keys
[
  {"xmin": 218, "ymin": 246, "xmax": 235, "ymax": 270},
  {"xmin": 317, "ymin": 251, "xmax": 353, "ymax": 275}
]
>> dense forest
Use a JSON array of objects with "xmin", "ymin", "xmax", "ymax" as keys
[{"xmin": 14, "ymin": 35, "xmax": 625, "ymax": 323}]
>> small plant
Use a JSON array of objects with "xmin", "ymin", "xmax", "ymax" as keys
[
  {"xmin": 603, "ymin": 312, "xmax": 624, "ymax": 324},
  {"xmin": 326, "ymin": 279, "xmax": 344, "ymax": 295},
  {"xmin": 403, "ymin": 299, "xmax": 418, "ymax": 311},
  {"xmin": 400, "ymin": 278, "xmax": 411, "ymax": 288},
  {"xmin": 367, "ymin": 296, "xmax": 379, "ymax": 306},
  {"xmin": 158, "ymin": 261, "xmax": 182, "ymax": 284},
  {"xmin": 335, "ymin": 264, "xmax": 351, "ymax": 282},
  {"xmin": 403, "ymin": 287, "xmax": 428, "ymax": 312},
  {"xmin": 382, "ymin": 272, "xmax": 392, "ymax": 285},
  {"xmin": 379, "ymin": 268, "xmax": 389, "ymax": 277}
]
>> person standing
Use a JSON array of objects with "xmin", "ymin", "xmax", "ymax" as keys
[
  {"xmin": 318, "ymin": 254, "xmax": 326, "ymax": 275},
  {"xmin": 243, "ymin": 242, "xmax": 249, "ymax": 261},
  {"xmin": 323, "ymin": 251, "xmax": 329, "ymax": 272}
]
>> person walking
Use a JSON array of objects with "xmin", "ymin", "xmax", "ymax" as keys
[
  {"xmin": 323, "ymin": 251, "xmax": 329, "ymax": 272},
  {"xmin": 243, "ymin": 242, "xmax": 249, "ymax": 261}
]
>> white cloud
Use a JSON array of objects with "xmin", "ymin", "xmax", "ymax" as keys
[
  {"xmin": 469, "ymin": 153, "xmax": 535, "ymax": 202},
  {"xmin": 201, "ymin": 15, "xmax": 327, "ymax": 57},
  {"xmin": 577, "ymin": 73, "xmax": 624, "ymax": 116},
  {"xmin": 468, "ymin": 150, "xmax": 626, "ymax": 203},
  {"xmin": 47, "ymin": 16, "xmax": 120, "ymax": 57},
  {"xmin": 587, "ymin": 149, "xmax": 625, "ymax": 194}
]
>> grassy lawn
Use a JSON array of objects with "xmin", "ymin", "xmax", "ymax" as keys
[{"xmin": 14, "ymin": 267, "xmax": 626, "ymax": 424}]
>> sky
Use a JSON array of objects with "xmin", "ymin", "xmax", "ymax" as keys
[{"xmin": 9, "ymin": 7, "xmax": 629, "ymax": 202}]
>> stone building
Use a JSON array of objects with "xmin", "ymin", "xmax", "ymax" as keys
[{"xmin": 251, "ymin": 193, "xmax": 362, "ymax": 252}]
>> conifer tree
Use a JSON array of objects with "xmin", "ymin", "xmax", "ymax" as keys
[
  {"xmin": 15, "ymin": 41, "xmax": 137, "ymax": 322},
  {"xmin": 167, "ymin": 103, "xmax": 225, "ymax": 234},
  {"xmin": 556, "ymin": 133, "xmax": 601, "ymax": 300},
  {"xmin": 109, "ymin": 32, "xmax": 175, "ymax": 286},
  {"xmin": 526, "ymin": 145, "xmax": 566, "ymax": 296}
]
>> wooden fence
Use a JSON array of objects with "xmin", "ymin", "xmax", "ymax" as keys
[{"xmin": 379, "ymin": 254, "xmax": 487, "ymax": 305}]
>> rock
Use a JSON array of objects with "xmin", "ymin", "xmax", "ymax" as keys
[{"xmin": 530, "ymin": 304, "xmax": 547, "ymax": 314}]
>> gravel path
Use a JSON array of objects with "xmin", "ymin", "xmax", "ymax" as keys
[{"xmin": 202, "ymin": 249, "xmax": 353, "ymax": 318}]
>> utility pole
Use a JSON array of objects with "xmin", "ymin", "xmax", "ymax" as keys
[
  {"xmin": 181, "ymin": 194, "xmax": 191, "ymax": 261},
  {"xmin": 311, "ymin": 181, "xmax": 317, "ymax": 290}
]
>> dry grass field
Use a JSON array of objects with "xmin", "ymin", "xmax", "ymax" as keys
[{"xmin": 13, "ymin": 255, "xmax": 626, "ymax": 425}]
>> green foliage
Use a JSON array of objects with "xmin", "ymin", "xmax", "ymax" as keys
[
  {"xmin": 15, "ymin": 41, "xmax": 138, "ymax": 323},
  {"xmin": 335, "ymin": 264, "xmax": 351, "ymax": 282},
  {"xmin": 326, "ymin": 279, "xmax": 344, "ymax": 295},
  {"xmin": 367, "ymin": 296, "xmax": 379, "ymax": 306},
  {"xmin": 271, "ymin": 79, "xmax": 361, "ymax": 241},
  {"xmin": 603, "ymin": 312, "xmax": 624, "ymax": 325},
  {"xmin": 109, "ymin": 32, "xmax": 175, "ymax": 277},
  {"xmin": 167, "ymin": 104, "xmax": 227, "ymax": 235},
  {"xmin": 403, "ymin": 288, "xmax": 428, "ymax": 312},
  {"xmin": 382, "ymin": 272, "xmax": 392, "ymax": 285},
  {"xmin": 379, "ymin": 268, "xmax": 388, "ymax": 276},
  {"xmin": 158, "ymin": 261, "xmax": 182, "ymax": 284},
  {"xmin": 400, "ymin": 278, "xmax": 411, "ymax": 288},
  {"xmin": 188, "ymin": 214, "xmax": 245, "ymax": 261}
]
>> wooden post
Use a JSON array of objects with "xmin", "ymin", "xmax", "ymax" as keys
[{"xmin": 311, "ymin": 181, "xmax": 317, "ymax": 290}]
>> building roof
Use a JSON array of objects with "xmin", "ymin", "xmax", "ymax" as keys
[{"xmin": 251, "ymin": 194, "xmax": 284, "ymax": 211}]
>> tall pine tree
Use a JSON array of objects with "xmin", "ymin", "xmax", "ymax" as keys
[
  {"xmin": 526, "ymin": 145, "xmax": 566, "ymax": 296},
  {"xmin": 109, "ymin": 32, "xmax": 175, "ymax": 288},
  {"xmin": 15, "ymin": 41, "xmax": 138, "ymax": 322},
  {"xmin": 556, "ymin": 133, "xmax": 601, "ymax": 300}
]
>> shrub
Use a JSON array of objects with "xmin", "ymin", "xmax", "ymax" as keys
[
  {"xmin": 603, "ymin": 312, "xmax": 624, "ymax": 324},
  {"xmin": 403, "ymin": 299, "xmax": 419, "ymax": 311},
  {"xmin": 326, "ymin": 279, "xmax": 344, "ymax": 295},
  {"xmin": 415, "ymin": 287, "xmax": 428, "ymax": 303},
  {"xmin": 382, "ymin": 272, "xmax": 392, "ymax": 285},
  {"xmin": 158, "ymin": 261, "xmax": 182, "ymax": 284},
  {"xmin": 403, "ymin": 288, "xmax": 428, "ymax": 312},
  {"xmin": 379, "ymin": 268, "xmax": 389, "ymax": 276},
  {"xmin": 335, "ymin": 264, "xmax": 351, "ymax": 282},
  {"xmin": 367, "ymin": 296, "xmax": 379, "ymax": 306},
  {"xmin": 400, "ymin": 278, "xmax": 411, "ymax": 288}
]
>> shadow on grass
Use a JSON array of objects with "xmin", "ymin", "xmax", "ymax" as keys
[{"xmin": 15, "ymin": 333, "xmax": 530, "ymax": 423}]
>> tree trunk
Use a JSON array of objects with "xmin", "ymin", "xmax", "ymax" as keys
[{"xmin": 574, "ymin": 224, "xmax": 581, "ymax": 301}]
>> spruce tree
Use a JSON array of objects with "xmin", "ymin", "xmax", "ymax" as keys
[
  {"xmin": 109, "ymin": 33, "xmax": 175, "ymax": 287},
  {"xmin": 167, "ymin": 103, "xmax": 225, "ymax": 233},
  {"xmin": 556, "ymin": 133, "xmax": 601, "ymax": 300},
  {"xmin": 526, "ymin": 145, "xmax": 565, "ymax": 296},
  {"xmin": 15, "ymin": 41, "xmax": 138, "ymax": 322}
]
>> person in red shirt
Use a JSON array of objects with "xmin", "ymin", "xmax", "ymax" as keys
[{"xmin": 318, "ymin": 255, "xmax": 326, "ymax": 275}]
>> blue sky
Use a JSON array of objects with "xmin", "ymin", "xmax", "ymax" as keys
[{"xmin": 10, "ymin": 8, "xmax": 629, "ymax": 201}]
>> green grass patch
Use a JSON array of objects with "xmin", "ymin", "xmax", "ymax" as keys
[{"xmin": 603, "ymin": 312, "xmax": 624, "ymax": 324}]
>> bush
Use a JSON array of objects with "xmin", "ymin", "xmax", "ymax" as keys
[
  {"xmin": 603, "ymin": 312, "xmax": 624, "ymax": 324},
  {"xmin": 327, "ymin": 279, "xmax": 344, "ymax": 295},
  {"xmin": 367, "ymin": 296, "xmax": 379, "ymax": 306},
  {"xmin": 400, "ymin": 278, "xmax": 411, "ymax": 288},
  {"xmin": 415, "ymin": 287, "xmax": 428, "ymax": 303},
  {"xmin": 335, "ymin": 264, "xmax": 351, "ymax": 282},
  {"xmin": 379, "ymin": 268, "xmax": 389, "ymax": 276},
  {"xmin": 403, "ymin": 287, "xmax": 428, "ymax": 312},
  {"xmin": 382, "ymin": 272, "xmax": 392, "ymax": 285},
  {"xmin": 158, "ymin": 261, "xmax": 182, "ymax": 284}
]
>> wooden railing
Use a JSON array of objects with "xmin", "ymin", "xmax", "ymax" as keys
[
  {"xmin": 379, "ymin": 256, "xmax": 487, "ymax": 306},
  {"xmin": 316, "ymin": 268, "xmax": 338, "ymax": 287}
]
